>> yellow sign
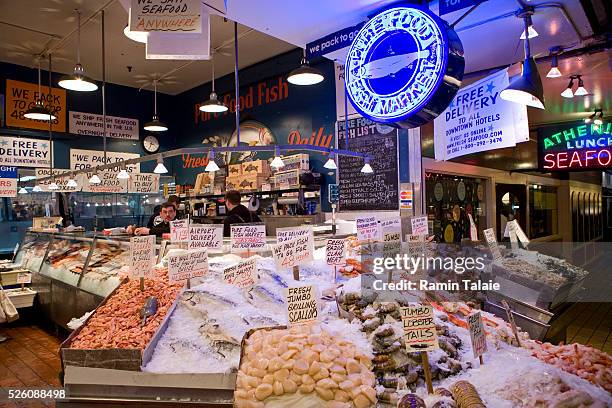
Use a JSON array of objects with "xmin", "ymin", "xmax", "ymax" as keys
[{"xmin": 5, "ymin": 79, "xmax": 66, "ymax": 132}]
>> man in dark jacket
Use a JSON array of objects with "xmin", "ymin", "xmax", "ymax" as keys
[
  {"xmin": 147, "ymin": 195, "xmax": 179, "ymax": 228},
  {"xmin": 223, "ymin": 190, "xmax": 261, "ymax": 237},
  {"xmin": 127, "ymin": 202, "xmax": 176, "ymax": 237}
]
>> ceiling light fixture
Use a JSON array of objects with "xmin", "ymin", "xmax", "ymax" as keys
[
  {"xmin": 123, "ymin": 25, "xmax": 148, "ymax": 43},
  {"xmin": 546, "ymin": 48, "xmax": 562, "ymax": 78},
  {"xmin": 574, "ymin": 75, "xmax": 588, "ymax": 96},
  {"xmin": 18, "ymin": 187, "xmax": 28, "ymax": 194},
  {"xmin": 67, "ymin": 178, "xmax": 78, "ymax": 188},
  {"xmin": 360, "ymin": 157, "xmax": 373, "ymax": 174},
  {"xmin": 59, "ymin": 10, "xmax": 98, "ymax": 92},
  {"xmin": 24, "ymin": 60, "xmax": 56, "ymax": 121},
  {"xmin": 205, "ymin": 151, "xmax": 220, "ymax": 172},
  {"xmin": 324, "ymin": 152, "xmax": 337, "ymax": 170},
  {"xmin": 32, "ymin": 185, "xmax": 42, "ymax": 192},
  {"xmin": 500, "ymin": 11, "xmax": 545, "ymax": 109},
  {"xmin": 270, "ymin": 146, "xmax": 285, "ymax": 169},
  {"xmin": 144, "ymin": 79, "xmax": 168, "ymax": 132},
  {"xmin": 199, "ymin": 57, "xmax": 228, "ymax": 113},
  {"xmin": 48, "ymin": 180, "xmax": 59, "ymax": 190},
  {"xmin": 117, "ymin": 166, "xmax": 131, "ymax": 179},
  {"xmin": 89, "ymin": 170, "xmax": 101, "ymax": 184},
  {"xmin": 518, "ymin": 12, "xmax": 538, "ymax": 39},
  {"xmin": 153, "ymin": 157, "xmax": 168, "ymax": 174},
  {"xmin": 287, "ymin": 49, "xmax": 324, "ymax": 86},
  {"xmin": 561, "ymin": 77, "xmax": 574, "ymax": 98}
]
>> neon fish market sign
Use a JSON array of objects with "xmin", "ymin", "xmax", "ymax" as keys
[
  {"xmin": 539, "ymin": 121, "xmax": 612, "ymax": 170},
  {"xmin": 344, "ymin": 5, "xmax": 464, "ymax": 128}
]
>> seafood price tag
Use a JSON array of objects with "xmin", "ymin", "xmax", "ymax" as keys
[
  {"xmin": 276, "ymin": 226, "xmax": 314, "ymax": 243},
  {"xmin": 406, "ymin": 234, "xmax": 426, "ymax": 258},
  {"xmin": 130, "ymin": 235, "xmax": 156, "ymax": 278},
  {"xmin": 223, "ymin": 257, "xmax": 258, "ymax": 289},
  {"xmin": 483, "ymin": 228, "xmax": 502, "ymax": 260},
  {"xmin": 286, "ymin": 285, "xmax": 318, "ymax": 326},
  {"xmin": 271, "ymin": 236, "xmax": 314, "ymax": 269},
  {"xmin": 170, "ymin": 219, "xmax": 189, "ymax": 243},
  {"xmin": 356, "ymin": 216, "xmax": 380, "ymax": 241},
  {"xmin": 410, "ymin": 215, "xmax": 428, "ymax": 236},
  {"xmin": 168, "ymin": 249, "xmax": 209, "ymax": 283},
  {"xmin": 468, "ymin": 312, "xmax": 487, "ymax": 358},
  {"xmin": 325, "ymin": 239, "xmax": 346, "ymax": 266},
  {"xmin": 380, "ymin": 217, "xmax": 402, "ymax": 242},
  {"xmin": 17, "ymin": 272, "xmax": 32, "ymax": 284},
  {"xmin": 468, "ymin": 214, "xmax": 478, "ymax": 242},
  {"xmin": 507, "ymin": 220, "xmax": 529, "ymax": 247},
  {"xmin": 189, "ymin": 224, "xmax": 223, "ymax": 250},
  {"xmin": 400, "ymin": 305, "xmax": 439, "ymax": 352},
  {"xmin": 230, "ymin": 224, "xmax": 267, "ymax": 252}
]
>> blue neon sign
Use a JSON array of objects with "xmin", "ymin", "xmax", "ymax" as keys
[{"xmin": 345, "ymin": 5, "xmax": 464, "ymax": 128}]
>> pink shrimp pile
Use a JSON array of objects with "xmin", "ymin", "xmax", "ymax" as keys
[
  {"xmin": 70, "ymin": 274, "xmax": 183, "ymax": 350},
  {"xmin": 525, "ymin": 340, "xmax": 612, "ymax": 392}
]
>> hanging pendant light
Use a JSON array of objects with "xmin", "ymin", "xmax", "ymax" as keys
[
  {"xmin": 144, "ymin": 79, "xmax": 168, "ymax": 132},
  {"xmin": 200, "ymin": 58, "xmax": 228, "ymax": 113},
  {"xmin": 48, "ymin": 180, "xmax": 59, "ymax": 190},
  {"xmin": 67, "ymin": 177, "xmax": 78, "ymax": 188},
  {"xmin": 518, "ymin": 13, "xmax": 538, "ymax": 39},
  {"xmin": 360, "ymin": 157, "xmax": 373, "ymax": 174},
  {"xmin": 546, "ymin": 52, "xmax": 562, "ymax": 78},
  {"xmin": 574, "ymin": 75, "xmax": 588, "ymax": 96},
  {"xmin": 117, "ymin": 166, "xmax": 131, "ymax": 179},
  {"xmin": 270, "ymin": 146, "xmax": 285, "ymax": 169},
  {"xmin": 59, "ymin": 10, "xmax": 98, "ymax": 92},
  {"xmin": 24, "ymin": 60, "xmax": 56, "ymax": 121},
  {"xmin": 153, "ymin": 157, "xmax": 168, "ymax": 174},
  {"xmin": 287, "ymin": 49, "xmax": 324, "ymax": 86},
  {"xmin": 324, "ymin": 152, "xmax": 337, "ymax": 170},
  {"xmin": 124, "ymin": 25, "xmax": 148, "ymax": 43},
  {"xmin": 561, "ymin": 77, "xmax": 574, "ymax": 98},
  {"xmin": 18, "ymin": 187, "xmax": 28, "ymax": 194},
  {"xmin": 89, "ymin": 169, "xmax": 101, "ymax": 184},
  {"xmin": 500, "ymin": 12, "xmax": 545, "ymax": 109},
  {"xmin": 32, "ymin": 185, "xmax": 43, "ymax": 192},
  {"xmin": 205, "ymin": 151, "xmax": 220, "ymax": 172}
]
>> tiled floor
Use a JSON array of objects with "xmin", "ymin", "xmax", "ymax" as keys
[
  {"xmin": 0, "ymin": 325, "xmax": 62, "ymax": 408},
  {"xmin": 549, "ymin": 302, "xmax": 612, "ymax": 354}
]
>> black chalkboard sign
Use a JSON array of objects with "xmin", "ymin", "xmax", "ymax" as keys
[{"xmin": 337, "ymin": 117, "xmax": 399, "ymax": 211}]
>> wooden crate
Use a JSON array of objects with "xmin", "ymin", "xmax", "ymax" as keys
[
  {"xmin": 275, "ymin": 154, "xmax": 309, "ymax": 173},
  {"xmin": 237, "ymin": 174, "xmax": 268, "ymax": 191},
  {"xmin": 241, "ymin": 159, "xmax": 271, "ymax": 176},
  {"xmin": 228, "ymin": 164, "xmax": 242, "ymax": 176},
  {"xmin": 225, "ymin": 176, "xmax": 241, "ymax": 191},
  {"xmin": 272, "ymin": 169, "xmax": 301, "ymax": 188}
]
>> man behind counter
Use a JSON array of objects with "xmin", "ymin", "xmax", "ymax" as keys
[
  {"xmin": 127, "ymin": 202, "xmax": 176, "ymax": 237},
  {"xmin": 223, "ymin": 190, "xmax": 261, "ymax": 237}
]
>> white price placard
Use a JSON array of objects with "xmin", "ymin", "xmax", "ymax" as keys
[
  {"xmin": 230, "ymin": 224, "xmax": 266, "ymax": 252},
  {"xmin": 356, "ymin": 216, "xmax": 379, "ymax": 241},
  {"xmin": 170, "ymin": 219, "xmax": 189, "ymax": 243},
  {"xmin": 468, "ymin": 312, "xmax": 487, "ymax": 358},
  {"xmin": 400, "ymin": 304, "xmax": 439, "ymax": 352},
  {"xmin": 271, "ymin": 236, "xmax": 314, "ymax": 270},
  {"xmin": 130, "ymin": 235, "xmax": 156, "ymax": 278},
  {"xmin": 325, "ymin": 239, "xmax": 346, "ymax": 266},
  {"xmin": 410, "ymin": 216, "xmax": 428, "ymax": 236},
  {"xmin": 286, "ymin": 285, "xmax": 318, "ymax": 326},
  {"xmin": 168, "ymin": 249, "xmax": 209, "ymax": 283},
  {"xmin": 223, "ymin": 257, "xmax": 258, "ymax": 289},
  {"xmin": 188, "ymin": 224, "xmax": 223, "ymax": 250}
]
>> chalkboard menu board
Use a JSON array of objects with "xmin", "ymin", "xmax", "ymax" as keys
[{"xmin": 337, "ymin": 118, "xmax": 399, "ymax": 211}]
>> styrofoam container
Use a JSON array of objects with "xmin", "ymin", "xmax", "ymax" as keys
[{"xmin": 6, "ymin": 287, "xmax": 37, "ymax": 308}]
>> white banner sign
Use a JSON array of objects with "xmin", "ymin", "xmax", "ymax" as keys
[
  {"xmin": 130, "ymin": 235, "xmax": 156, "ymax": 278},
  {"xmin": 70, "ymin": 148, "xmax": 140, "ymax": 173},
  {"xmin": 128, "ymin": 173, "xmax": 159, "ymax": 194},
  {"xmin": 0, "ymin": 136, "xmax": 52, "ymax": 168},
  {"xmin": 168, "ymin": 249, "xmax": 209, "ymax": 283},
  {"xmin": 434, "ymin": 69, "xmax": 529, "ymax": 161},
  {"xmin": 189, "ymin": 224, "xmax": 223, "ymax": 250},
  {"xmin": 130, "ymin": 0, "xmax": 202, "ymax": 33},
  {"xmin": 400, "ymin": 305, "xmax": 439, "ymax": 352},
  {"xmin": 468, "ymin": 311, "xmax": 488, "ymax": 359},
  {"xmin": 69, "ymin": 111, "xmax": 139, "ymax": 140},
  {"xmin": 81, "ymin": 170, "xmax": 128, "ymax": 193},
  {"xmin": 35, "ymin": 168, "xmax": 81, "ymax": 192}
]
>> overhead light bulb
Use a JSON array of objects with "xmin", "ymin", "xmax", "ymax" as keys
[
  {"xmin": 270, "ymin": 146, "xmax": 285, "ymax": 169},
  {"xmin": 560, "ymin": 78, "xmax": 574, "ymax": 98},
  {"xmin": 360, "ymin": 157, "xmax": 373, "ymax": 174},
  {"xmin": 205, "ymin": 151, "xmax": 220, "ymax": 172},
  {"xmin": 24, "ymin": 100, "xmax": 56, "ymax": 121},
  {"xmin": 500, "ymin": 57, "xmax": 545, "ymax": 109},
  {"xmin": 89, "ymin": 173, "xmax": 101, "ymax": 184},
  {"xmin": 18, "ymin": 187, "xmax": 28, "ymax": 194},
  {"xmin": 59, "ymin": 11, "xmax": 97, "ymax": 92},
  {"xmin": 574, "ymin": 76, "xmax": 588, "ymax": 96},
  {"xmin": 117, "ymin": 168, "xmax": 130, "ymax": 179},
  {"xmin": 144, "ymin": 114, "xmax": 168, "ymax": 132},
  {"xmin": 287, "ymin": 52, "xmax": 324, "ymax": 86},
  {"xmin": 324, "ymin": 153, "xmax": 337, "ymax": 170},
  {"xmin": 123, "ymin": 25, "xmax": 148, "ymax": 43},
  {"xmin": 32, "ymin": 185, "xmax": 42, "ymax": 192},
  {"xmin": 67, "ymin": 178, "xmax": 78, "ymax": 188},
  {"xmin": 154, "ymin": 157, "xmax": 168, "ymax": 174},
  {"xmin": 519, "ymin": 14, "xmax": 538, "ymax": 39},
  {"xmin": 199, "ymin": 60, "xmax": 228, "ymax": 112},
  {"xmin": 49, "ymin": 181, "xmax": 59, "ymax": 190},
  {"xmin": 546, "ymin": 54, "xmax": 562, "ymax": 78}
]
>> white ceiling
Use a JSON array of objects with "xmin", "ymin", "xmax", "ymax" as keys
[{"xmin": 0, "ymin": 0, "xmax": 295, "ymax": 95}]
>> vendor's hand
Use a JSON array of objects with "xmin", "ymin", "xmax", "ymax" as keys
[
  {"xmin": 126, "ymin": 225, "xmax": 135, "ymax": 235},
  {"xmin": 134, "ymin": 227, "xmax": 150, "ymax": 235}
]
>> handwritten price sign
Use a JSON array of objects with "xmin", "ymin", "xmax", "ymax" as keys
[
  {"xmin": 325, "ymin": 239, "xmax": 346, "ymax": 266},
  {"xmin": 400, "ymin": 304, "xmax": 439, "ymax": 352},
  {"xmin": 189, "ymin": 224, "xmax": 223, "ymax": 250},
  {"xmin": 168, "ymin": 249, "xmax": 209, "ymax": 283},
  {"xmin": 170, "ymin": 219, "xmax": 189, "ymax": 243},
  {"xmin": 230, "ymin": 224, "xmax": 266, "ymax": 252},
  {"xmin": 272, "ymin": 236, "xmax": 314, "ymax": 269},
  {"xmin": 223, "ymin": 257, "xmax": 258, "ymax": 289},
  {"xmin": 468, "ymin": 312, "xmax": 487, "ymax": 358},
  {"xmin": 356, "ymin": 216, "xmax": 379, "ymax": 241},
  {"xmin": 130, "ymin": 235, "xmax": 156, "ymax": 278}
]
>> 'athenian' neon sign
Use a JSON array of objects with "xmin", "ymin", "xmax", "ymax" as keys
[
  {"xmin": 539, "ymin": 121, "xmax": 611, "ymax": 170},
  {"xmin": 345, "ymin": 5, "xmax": 464, "ymax": 129}
]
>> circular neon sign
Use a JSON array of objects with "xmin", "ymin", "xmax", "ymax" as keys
[{"xmin": 345, "ymin": 6, "xmax": 464, "ymax": 128}]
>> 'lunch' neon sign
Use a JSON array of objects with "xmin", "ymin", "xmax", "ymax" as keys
[{"xmin": 538, "ymin": 121, "xmax": 612, "ymax": 171}]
